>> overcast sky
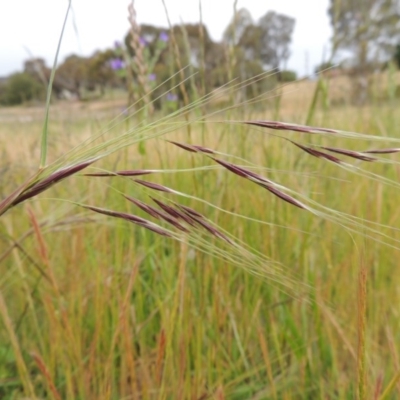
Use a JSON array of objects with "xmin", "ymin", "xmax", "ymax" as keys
[{"xmin": 0, "ymin": 0, "xmax": 332, "ymax": 78}]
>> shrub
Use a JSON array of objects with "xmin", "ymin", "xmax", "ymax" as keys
[
  {"xmin": 279, "ymin": 69, "xmax": 297, "ymax": 82},
  {"xmin": 0, "ymin": 72, "xmax": 44, "ymax": 105}
]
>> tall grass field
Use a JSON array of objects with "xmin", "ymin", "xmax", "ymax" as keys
[{"xmin": 2, "ymin": 6, "xmax": 400, "ymax": 400}]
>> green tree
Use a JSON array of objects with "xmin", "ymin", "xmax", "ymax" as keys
[
  {"xmin": 394, "ymin": 44, "xmax": 400, "ymax": 68},
  {"xmin": 238, "ymin": 23, "xmax": 262, "ymax": 62},
  {"xmin": 54, "ymin": 51, "xmax": 123, "ymax": 99},
  {"xmin": 257, "ymin": 11, "xmax": 296, "ymax": 70},
  {"xmin": 56, "ymin": 55, "xmax": 91, "ymax": 99},
  {"xmin": 279, "ymin": 70, "xmax": 297, "ymax": 82},
  {"xmin": 0, "ymin": 72, "xmax": 44, "ymax": 105},
  {"xmin": 23, "ymin": 58, "xmax": 49, "ymax": 87},
  {"xmin": 314, "ymin": 61, "xmax": 336, "ymax": 74},
  {"xmin": 223, "ymin": 8, "xmax": 254, "ymax": 45},
  {"xmin": 329, "ymin": 0, "xmax": 400, "ymax": 68},
  {"xmin": 329, "ymin": 0, "xmax": 400, "ymax": 104},
  {"xmin": 87, "ymin": 49, "xmax": 120, "ymax": 94},
  {"xmin": 225, "ymin": 10, "xmax": 295, "ymax": 71}
]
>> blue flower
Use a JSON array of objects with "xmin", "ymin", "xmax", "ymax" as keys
[
  {"xmin": 159, "ymin": 32, "xmax": 169, "ymax": 42},
  {"xmin": 110, "ymin": 58, "xmax": 125, "ymax": 70},
  {"xmin": 166, "ymin": 93, "xmax": 178, "ymax": 101},
  {"xmin": 139, "ymin": 37, "xmax": 148, "ymax": 47},
  {"xmin": 148, "ymin": 73, "xmax": 156, "ymax": 81}
]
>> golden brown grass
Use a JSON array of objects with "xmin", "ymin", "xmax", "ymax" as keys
[{"xmin": 1, "ymin": 81, "xmax": 400, "ymax": 398}]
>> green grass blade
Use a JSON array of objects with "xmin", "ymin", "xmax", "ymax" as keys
[
  {"xmin": 39, "ymin": 0, "xmax": 71, "ymax": 168},
  {"xmin": 378, "ymin": 372, "xmax": 400, "ymax": 400}
]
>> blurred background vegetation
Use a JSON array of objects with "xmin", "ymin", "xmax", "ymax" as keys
[
  {"xmin": 1, "ymin": 1, "xmax": 400, "ymax": 109},
  {"xmin": 2, "ymin": 8, "xmax": 297, "ymax": 107}
]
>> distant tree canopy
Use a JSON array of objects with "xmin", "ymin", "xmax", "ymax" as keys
[
  {"xmin": 314, "ymin": 61, "xmax": 336, "ymax": 75},
  {"xmin": 1, "ymin": 8, "xmax": 297, "ymax": 106},
  {"xmin": 328, "ymin": 0, "xmax": 400, "ymax": 104},
  {"xmin": 0, "ymin": 72, "xmax": 44, "ymax": 105},
  {"xmin": 223, "ymin": 8, "xmax": 254, "ymax": 45},
  {"xmin": 56, "ymin": 51, "xmax": 121, "ymax": 98},
  {"xmin": 394, "ymin": 44, "xmax": 400, "ymax": 68},
  {"xmin": 221, "ymin": 9, "xmax": 295, "ymax": 96},
  {"xmin": 329, "ymin": 0, "xmax": 400, "ymax": 69},
  {"xmin": 225, "ymin": 9, "xmax": 295, "ymax": 70},
  {"xmin": 124, "ymin": 22, "xmax": 226, "ymax": 82},
  {"xmin": 0, "ymin": 50, "xmax": 123, "ymax": 105}
]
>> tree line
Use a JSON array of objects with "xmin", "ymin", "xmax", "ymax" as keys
[
  {"xmin": 0, "ymin": 9, "xmax": 297, "ymax": 106},
  {"xmin": 1, "ymin": 0, "xmax": 400, "ymax": 106}
]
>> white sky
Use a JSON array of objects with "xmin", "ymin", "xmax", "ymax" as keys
[{"xmin": 0, "ymin": 0, "xmax": 332, "ymax": 78}]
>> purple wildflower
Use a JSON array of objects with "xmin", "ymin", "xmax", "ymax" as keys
[
  {"xmin": 159, "ymin": 32, "xmax": 169, "ymax": 42},
  {"xmin": 166, "ymin": 93, "xmax": 178, "ymax": 101},
  {"xmin": 139, "ymin": 37, "xmax": 148, "ymax": 47},
  {"xmin": 110, "ymin": 58, "xmax": 125, "ymax": 70},
  {"xmin": 148, "ymin": 73, "xmax": 156, "ymax": 81},
  {"xmin": 114, "ymin": 40, "xmax": 122, "ymax": 49}
]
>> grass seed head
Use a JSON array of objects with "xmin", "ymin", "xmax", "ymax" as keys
[
  {"xmin": 211, "ymin": 158, "xmax": 250, "ymax": 178},
  {"xmin": 13, "ymin": 159, "xmax": 96, "ymax": 206},
  {"xmin": 291, "ymin": 142, "xmax": 341, "ymax": 163},
  {"xmin": 185, "ymin": 213, "xmax": 233, "ymax": 244},
  {"xmin": 168, "ymin": 141, "xmax": 198, "ymax": 153},
  {"xmin": 124, "ymin": 195, "xmax": 162, "ymax": 219},
  {"xmin": 191, "ymin": 145, "xmax": 215, "ymax": 154},
  {"xmin": 322, "ymin": 146, "xmax": 376, "ymax": 162},
  {"xmin": 363, "ymin": 147, "xmax": 400, "ymax": 154},
  {"xmin": 176, "ymin": 204, "xmax": 205, "ymax": 219},
  {"xmin": 168, "ymin": 141, "xmax": 215, "ymax": 154},
  {"xmin": 83, "ymin": 205, "xmax": 172, "ymax": 237},
  {"xmin": 134, "ymin": 180, "xmax": 174, "ymax": 193},
  {"xmin": 257, "ymin": 182, "xmax": 307, "ymax": 210},
  {"xmin": 245, "ymin": 120, "xmax": 337, "ymax": 134}
]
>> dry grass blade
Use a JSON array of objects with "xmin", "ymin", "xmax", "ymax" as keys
[
  {"xmin": 31, "ymin": 352, "xmax": 62, "ymax": 400},
  {"xmin": 378, "ymin": 371, "xmax": 400, "ymax": 400},
  {"xmin": 374, "ymin": 374, "xmax": 384, "ymax": 400}
]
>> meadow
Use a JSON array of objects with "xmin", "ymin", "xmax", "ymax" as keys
[{"xmin": 1, "ymin": 70, "xmax": 400, "ymax": 400}]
